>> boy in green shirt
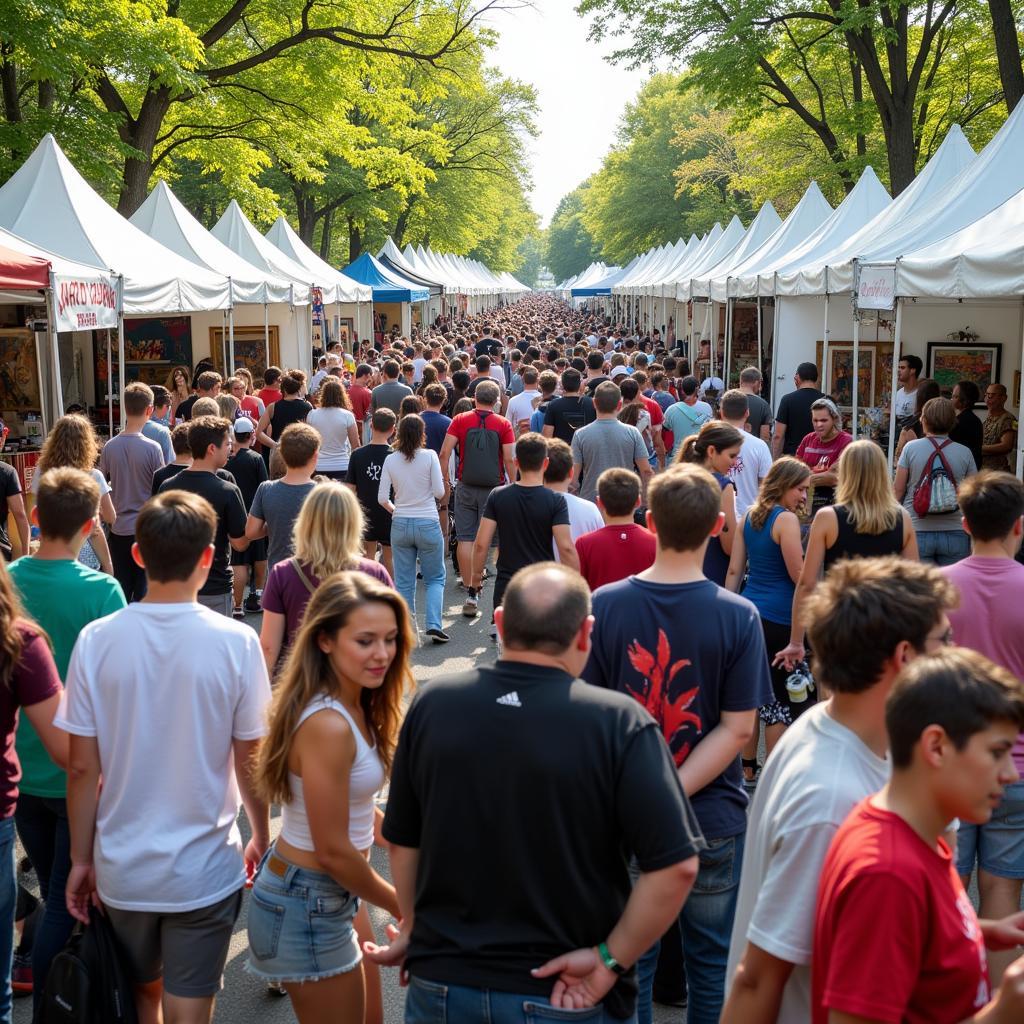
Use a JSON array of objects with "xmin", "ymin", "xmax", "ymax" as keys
[{"xmin": 8, "ymin": 467, "xmax": 125, "ymax": 1007}]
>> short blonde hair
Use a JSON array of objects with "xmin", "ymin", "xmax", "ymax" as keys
[{"xmin": 292, "ymin": 482, "xmax": 365, "ymax": 579}]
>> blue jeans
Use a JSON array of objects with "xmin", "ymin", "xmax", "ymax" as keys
[
  {"xmin": 0, "ymin": 816, "xmax": 16, "ymax": 1023},
  {"xmin": 636, "ymin": 832, "xmax": 745, "ymax": 1024},
  {"xmin": 405, "ymin": 975, "xmax": 636, "ymax": 1023},
  {"xmin": 14, "ymin": 794, "xmax": 73, "ymax": 1014},
  {"xmin": 915, "ymin": 528, "xmax": 971, "ymax": 566},
  {"xmin": 391, "ymin": 517, "xmax": 446, "ymax": 632}
]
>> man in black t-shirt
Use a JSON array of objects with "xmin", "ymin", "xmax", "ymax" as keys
[
  {"xmin": 157, "ymin": 416, "xmax": 248, "ymax": 616},
  {"xmin": 369, "ymin": 563, "xmax": 704, "ymax": 1018},
  {"xmin": 584, "ymin": 349, "xmax": 610, "ymax": 395},
  {"xmin": 174, "ymin": 370, "xmax": 222, "ymax": 422},
  {"xmin": 470, "ymin": 433, "xmax": 577, "ymax": 637},
  {"xmin": 543, "ymin": 368, "xmax": 596, "ymax": 444},
  {"xmin": 346, "ymin": 407, "xmax": 396, "ymax": 579},
  {"xmin": 773, "ymin": 361, "xmax": 824, "ymax": 458},
  {"xmin": 474, "ymin": 326, "xmax": 502, "ymax": 359},
  {"xmin": 224, "ymin": 417, "xmax": 268, "ymax": 616}
]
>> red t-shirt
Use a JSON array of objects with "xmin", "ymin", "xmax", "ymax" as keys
[
  {"xmin": 348, "ymin": 383, "xmax": 372, "ymax": 424},
  {"xmin": 575, "ymin": 524, "xmax": 657, "ymax": 591},
  {"xmin": 813, "ymin": 799, "xmax": 990, "ymax": 1024},
  {"xmin": 795, "ymin": 429, "xmax": 852, "ymax": 474},
  {"xmin": 1, "ymin": 625, "xmax": 61, "ymax": 818},
  {"xmin": 446, "ymin": 410, "xmax": 515, "ymax": 482}
]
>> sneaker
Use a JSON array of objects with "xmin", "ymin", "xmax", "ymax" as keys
[
  {"xmin": 462, "ymin": 591, "xmax": 479, "ymax": 617},
  {"xmin": 244, "ymin": 590, "xmax": 262, "ymax": 613},
  {"xmin": 425, "ymin": 628, "xmax": 451, "ymax": 644},
  {"xmin": 232, "ymin": 606, "xmax": 245, "ymax": 620},
  {"xmin": 11, "ymin": 953, "xmax": 31, "ymax": 995},
  {"xmin": 488, "ymin": 622, "xmax": 497, "ymax": 640}
]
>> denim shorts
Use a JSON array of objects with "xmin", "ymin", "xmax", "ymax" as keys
[
  {"xmin": 957, "ymin": 779, "xmax": 1024, "ymax": 879},
  {"xmin": 246, "ymin": 849, "xmax": 361, "ymax": 983}
]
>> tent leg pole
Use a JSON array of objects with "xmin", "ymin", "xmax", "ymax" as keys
[
  {"xmin": 107, "ymin": 328, "xmax": 113, "ymax": 439},
  {"xmin": 852, "ymin": 315, "xmax": 860, "ymax": 440},
  {"xmin": 45, "ymin": 276, "xmax": 63, "ymax": 427},
  {"xmin": 1016, "ymin": 299, "xmax": 1024, "ymax": 480},
  {"xmin": 821, "ymin": 291, "xmax": 831, "ymax": 401},
  {"xmin": 755, "ymin": 284, "xmax": 762, "ymax": 379},
  {"xmin": 264, "ymin": 304, "xmax": 270, "ymax": 373},
  {"xmin": 228, "ymin": 307, "xmax": 235, "ymax": 377},
  {"xmin": 725, "ymin": 298, "xmax": 734, "ymax": 386},
  {"xmin": 117, "ymin": 316, "xmax": 125, "ymax": 430},
  {"xmin": 886, "ymin": 298, "xmax": 904, "ymax": 469}
]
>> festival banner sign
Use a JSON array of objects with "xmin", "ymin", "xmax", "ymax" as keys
[
  {"xmin": 53, "ymin": 272, "xmax": 118, "ymax": 331},
  {"xmin": 856, "ymin": 266, "xmax": 896, "ymax": 311}
]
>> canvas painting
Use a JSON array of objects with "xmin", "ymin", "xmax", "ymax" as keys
[{"xmin": 927, "ymin": 343, "xmax": 1000, "ymax": 405}]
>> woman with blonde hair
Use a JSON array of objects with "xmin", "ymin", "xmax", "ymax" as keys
[
  {"xmin": 247, "ymin": 571, "xmax": 412, "ymax": 1024},
  {"xmin": 676, "ymin": 421, "xmax": 744, "ymax": 585},
  {"xmin": 215, "ymin": 392, "xmax": 239, "ymax": 422},
  {"xmin": 260, "ymin": 481, "xmax": 393, "ymax": 672},
  {"xmin": 233, "ymin": 367, "xmax": 265, "ymax": 422},
  {"xmin": 776, "ymin": 439, "xmax": 918, "ymax": 671},
  {"xmin": 726, "ymin": 458, "xmax": 812, "ymax": 768},
  {"xmin": 33, "ymin": 414, "xmax": 115, "ymax": 574}
]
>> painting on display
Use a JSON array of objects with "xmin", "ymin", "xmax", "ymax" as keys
[
  {"xmin": 209, "ymin": 326, "xmax": 280, "ymax": 385},
  {"xmin": 0, "ymin": 329, "xmax": 41, "ymax": 412},
  {"xmin": 815, "ymin": 340, "xmax": 894, "ymax": 410},
  {"xmin": 94, "ymin": 317, "xmax": 194, "ymax": 399},
  {"xmin": 927, "ymin": 343, "xmax": 1000, "ymax": 407}
]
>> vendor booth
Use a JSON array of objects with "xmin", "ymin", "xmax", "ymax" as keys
[{"xmin": 340, "ymin": 252, "xmax": 430, "ymax": 341}]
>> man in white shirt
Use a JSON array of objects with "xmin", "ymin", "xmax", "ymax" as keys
[
  {"xmin": 720, "ymin": 390, "xmax": 772, "ymax": 519},
  {"xmin": 893, "ymin": 353, "xmax": 922, "ymax": 421},
  {"xmin": 60, "ymin": 489, "xmax": 272, "ymax": 1024},
  {"xmin": 543, "ymin": 438, "xmax": 603, "ymax": 559},
  {"xmin": 721, "ymin": 557, "xmax": 956, "ymax": 1024},
  {"xmin": 505, "ymin": 368, "xmax": 543, "ymax": 435}
]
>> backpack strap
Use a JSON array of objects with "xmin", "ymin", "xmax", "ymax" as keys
[
  {"xmin": 290, "ymin": 558, "xmax": 318, "ymax": 595},
  {"xmin": 929, "ymin": 437, "xmax": 958, "ymax": 481}
]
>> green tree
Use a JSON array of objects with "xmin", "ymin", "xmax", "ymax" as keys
[
  {"xmin": 546, "ymin": 184, "xmax": 602, "ymax": 283},
  {"xmin": 510, "ymin": 227, "xmax": 544, "ymax": 287}
]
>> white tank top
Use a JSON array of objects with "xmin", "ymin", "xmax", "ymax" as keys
[{"xmin": 279, "ymin": 695, "xmax": 384, "ymax": 852}]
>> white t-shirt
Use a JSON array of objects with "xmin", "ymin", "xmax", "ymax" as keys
[
  {"xmin": 506, "ymin": 389, "xmax": 542, "ymax": 429},
  {"xmin": 552, "ymin": 491, "xmax": 603, "ymax": 561},
  {"xmin": 728, "ymin": 433, "xmax": 773, "ymax": 519},
  {"xmin": 308, "ymin": 369, "xmax": 328, "ymax": 394},
  {"xmin": 412, "ymin": 357, "xmax": 428, "ymax": 384},
  {"xmin": 725, "ymin": 702, "xmax": 889, "ymax": 1023},
  {"xmin": 894, "ymin": 386, "xmax": 917, "ymax": 419},
  {"xmin": 308, "ymin": 406, "xmax": 357, "ymax": 472},
  {"xmin": 56, "ymin": 603, "xmax": 271, "ymax": 912},
  {"xmin": 379, "ymin": 448, "xmax": 445, "ymax": 519}
]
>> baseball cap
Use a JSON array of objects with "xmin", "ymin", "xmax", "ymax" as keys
[
  {"xmin": 609, "ymin": 365, "xmax": 630, "ymax": 379},
  {"xmin": 700, "ymin": 376, "xmax": 725, "ymax": 395},
  {"xmin": 234, "ymin": 416, "xmax": 255, "ymax": 435}
]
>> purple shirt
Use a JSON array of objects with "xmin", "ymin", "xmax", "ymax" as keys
[
  {"xmin": 262, "ymin": 558, "xmax": 394, "ymax": 657},
  {"xmin": 100, "ymin": 432, "xmax": 165, "ymax": 536},
  {"xmin": 943, "ymin": 555, "xmax": 1024, "ymax": 771}
]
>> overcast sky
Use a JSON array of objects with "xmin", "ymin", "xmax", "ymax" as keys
[{"xmin": 482, "ymin": 0, "xmax": 653, "ymax": 226}]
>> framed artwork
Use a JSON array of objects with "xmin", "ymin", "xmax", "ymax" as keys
[
  {"xmin": 926, "ymin": 343, "xmax": 1000, "ymax": 406},
  {"xmin": 816, "ymin": 340, "xmax": 894, "ymax": 410},
  {"xmin": 0, "ymin": 329, "xmax": 41, "ymax": 412},
  {"xmin": 209, "ymin": 326, "xmax": 280, "ymax": 384},
  {"xmin": 333, "ymin": 316, "xmax": 355, "ymax": 347}
]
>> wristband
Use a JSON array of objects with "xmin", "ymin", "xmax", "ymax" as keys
[{"xmin": 597, "ymin": 941, "xmax": 626, "ymax": 976}]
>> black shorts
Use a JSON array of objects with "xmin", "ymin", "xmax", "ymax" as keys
[
  {"xmin": 231, "ymin": 538, "xmax": 267, "ymax": 566},
  {"xmin": 364, "ymin": 512, "xmax": 393, "ymax": 547}
]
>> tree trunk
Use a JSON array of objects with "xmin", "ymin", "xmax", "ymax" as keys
[
  {"xmin": 393, "ymin": 208, "xmax": 410, "ymax": 248},
  {"xmin": 348, "ymin": 217, "xmax": 362, "ymax": 261},
  {"xmin": 0, "ymin": 57, "xmax": 20, "ymax": 125},
  {"xmin": 295, "ymin": 193, "xmax": 317, "ymax": 245},
  {"xmin": 319, "ymin": 209, "xmax": 334, "ymax": 261},
  {"xmin": 880, "ymin": 100, "xmax": 917, "ymax": 196},
  {"xmin": 851, "ymin": 56, "xmax": 866, "ymax": 157},
  {"xmin": 37, "ymin": 80, "xmax": 55, "ymax": 111},
  {"xmin": 988, "ymin": 0, "xmax": 1024, "ymax": 112},
  {"xmin": 112, "ymin": 85, "xmax": 173, "ymax": 216}
]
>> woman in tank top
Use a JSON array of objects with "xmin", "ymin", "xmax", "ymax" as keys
[
  {"xmin": 776, "ymin": 440, "xmax": 917, "ymax": 670},
  {"xmin": 247, "ymin": 572, "xmax": 413, "ymax": 1024},
  {"xmin": 726, "ymin": 458, "xmax": 811, "ymax": 780},
  {"xmin": 256, "ymin": 370, "xmax": 313, "ymax": 467},
  {"xmin": 677, "ymin": 421, "xmax": 744, "ymax": 585}
]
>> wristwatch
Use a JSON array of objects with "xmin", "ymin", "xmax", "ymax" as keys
[{"xmin": 597, "ymin": 941, "xmax": 626, "ymax": 976}]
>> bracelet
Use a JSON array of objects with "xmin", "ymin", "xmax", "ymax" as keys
[{"xmin": 597, "ymin": 941, "xmax": 626, "ymax": 976}]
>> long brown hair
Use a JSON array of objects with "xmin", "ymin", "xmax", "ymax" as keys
[
  {"xmin": 37, "ymin": 414, "xmax": 99, "ymax": 475},
  {"xmin": 395, "ymin": 413, "xmax": 425, "ymax": 461},
  {"xmin": 256, "ymin": 571, "xmax": 414, "ymax": 804},
  {"xmin": 0, "ymin": 562, "xmax": 28, "ymax": 689},
  {"xmin": 748, "ymin": 457, "xmax": 810, "ymax": 530},
  {"xmin": 677, "ymin": 421, "xmax": 744, "ymax": 465}
]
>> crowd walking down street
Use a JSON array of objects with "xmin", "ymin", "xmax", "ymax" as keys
[{"xmin": 2, "ymin": 294, "xmax": 1024, "ymax": 1024}]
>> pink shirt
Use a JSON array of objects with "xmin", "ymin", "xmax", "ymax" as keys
[{"xmin": 943, "ymin": 556, "xmax": 1024, "ymax": 771}]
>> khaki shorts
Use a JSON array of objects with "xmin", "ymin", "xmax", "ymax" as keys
[{"xmin": 105, "ymin": 889, "xmax": 242, "ymax": 998}]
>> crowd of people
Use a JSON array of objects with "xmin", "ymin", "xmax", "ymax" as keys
[{"xmin": 0, "ymin": 293, "xmax": 1022, "ymax": 1024}]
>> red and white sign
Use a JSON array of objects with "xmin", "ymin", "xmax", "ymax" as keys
[
  {"xmin": 857, "ymin": 266, "xmax": 896, "ymax": 311},
  {"xmin": 53, "ymin": 273, "xmax": 118, "ymax": 332}
]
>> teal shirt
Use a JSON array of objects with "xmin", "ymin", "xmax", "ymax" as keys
[{"xmin": 8, "ymin": 558, "xmax": 126, "ymax": 797}]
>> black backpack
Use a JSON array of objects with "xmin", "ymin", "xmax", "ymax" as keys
[
  {"xmin": 40, "ymin": 914, "xmax": 138, "ymax": 1024},
  {"xmin": 461, "ymin": 411, "xmax": 502, "ymax": 488}
]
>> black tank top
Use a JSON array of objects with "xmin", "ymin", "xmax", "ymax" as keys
[
  {"xmin": 269, "ymin": 397, "xmax": 311, "ymax": 439},
  {"xmin": 824, "ymin": 504, "xmax": 904, "ymax": 570}
]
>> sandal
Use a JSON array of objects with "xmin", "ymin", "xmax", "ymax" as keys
[{"xmin": 742, "ymin": 757, "xmax": 761, "ymax": 788}]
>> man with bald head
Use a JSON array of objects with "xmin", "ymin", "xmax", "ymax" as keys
[{"xmin": 369, "ymin": 562, "xmax": 705, "ymax": 1022}]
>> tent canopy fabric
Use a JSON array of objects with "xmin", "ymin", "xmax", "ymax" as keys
[
  {"xmin": 376, "ymin": 238, "xmax": 444, "ymax": 295},
  {"xmin": 0, "ymin": 240, "xmax": 49, "ymax": 290},
  {"xmin": 686, "ymin": 203, "xmax": 783, "ymax": 300},
  {"xmin": 265, "ymin": 217, "xmax": 372, "ymax": 304},
  {"xmin": 211, "ymin": 201, "xmax": 311, "ymax": 305},
  {"xmin": 131, "ymin": 182, "xmax": 294, "ymax": 306},
  {"xmin": 341, "ymin": 252, "xmax": 430, "ymax": 303},
  {"xmin": 0, "ymin": 134, "xmax": 231, "ymax": 314}
]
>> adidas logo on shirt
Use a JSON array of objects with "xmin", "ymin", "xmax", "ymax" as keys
[{"xmin": 496, "ymin": 691, "xmax": 522, "ymax": 708}]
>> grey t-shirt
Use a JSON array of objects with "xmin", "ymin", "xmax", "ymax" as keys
[
  {"xmin": 249, "ymin": 480, "xmax": 317, "ymax": 568},
  {"xmin": 897, "ymin": 435, "xmax": 976, "ymax": 532},
  {"xmin": 100, "ymin": 432, "xmax": 166, "ymax": 536},
  {"xmin": 570, "ymin": 419, "xmax": 647, "ymax": 503},
  {"xmin": 745, "ymin": 394, "xmax": 773, "ymax": 437},
  {"xmin": 371, "ymin": 380, "xmax": 413, "ymax": 414},
  {"xmin": 141, "ymin": 419, "xmax": 172, "ymax": 464}
]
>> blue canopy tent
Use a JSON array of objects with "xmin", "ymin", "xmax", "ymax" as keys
[
  {"xmin": 571, "ymin": 264, "xmax": 626, "ymax": 298},
  {"xmin": 341, "ymin": 251, "xmax": 430, "ymax": 338}
]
